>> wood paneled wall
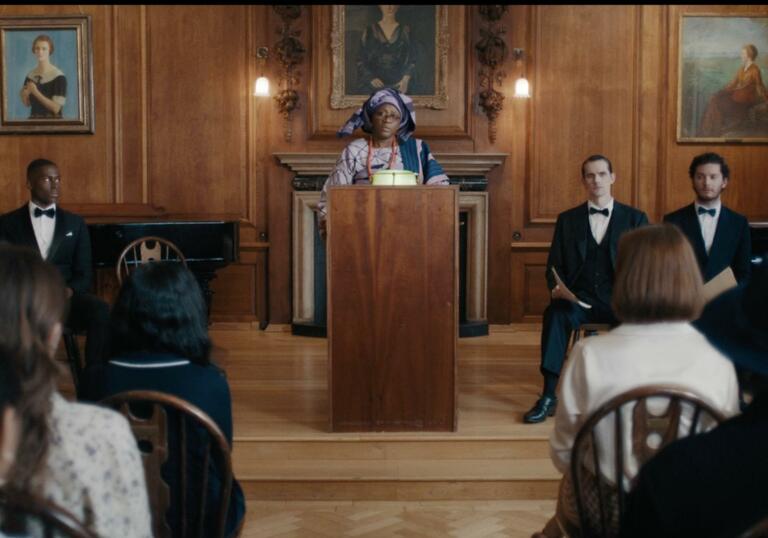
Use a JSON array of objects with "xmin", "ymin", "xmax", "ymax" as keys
[
  {"xmin": 1, "ymin": 5, "xmax": 765, "ymax": 324},
  {"xmin": 504, "ymin": 4, "xmax": 768, "ymax": 321}
]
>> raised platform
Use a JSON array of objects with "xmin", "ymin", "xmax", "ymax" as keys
[{"xmin": 213, "ymin": 323, "xmax": 560, "ymax": 502}]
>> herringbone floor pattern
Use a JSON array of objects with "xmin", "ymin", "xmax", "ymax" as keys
[{"xmin": 243, "ymin": 500, "xmax": 555, "ymax": 537}]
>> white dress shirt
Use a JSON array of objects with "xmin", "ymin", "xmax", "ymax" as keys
[
  {"xmin": 695, "ymin": 200, "xmax": 721, "ymax": 254},
  {"xmin": 587, "ymin": 198, "xmax": 614, "ymax": 245},
  {"xmin": 28, "ymin": 200, "xmax": 57, "ymax": 259},
  {"xmin": 550, "ymin": 322, "xmax": 739, "ymax": 488}
]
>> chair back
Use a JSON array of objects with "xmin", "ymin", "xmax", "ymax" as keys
[
  {"xmin": 570, "ymin": 385, "xmax": 726, "ymax": 538},
  {"xmin": 0, "ymin": 489, "xmax": 97, "ymax": 538},
  {"xmin": 116, "ymin": 236, "xmax": 187, "ymax": 285},
  {"xmin": 101, "ymin": 390, "xmax": 233, "ymax": 538}
]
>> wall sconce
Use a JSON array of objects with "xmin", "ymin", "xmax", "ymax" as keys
[
  {"xmin": 253, "ymin": 46, "xmax": 270, "ymax": 97},
  {"xmin": 512, "ymin": 48, "xmax": 531, "ymax": 99}
]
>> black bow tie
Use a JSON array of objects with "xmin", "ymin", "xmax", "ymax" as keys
[
  {"xmin": 589, "ymin": 207, "xmax": 610, "ymax": 217},
  {"xmin": 697, "ymin": 207, "xmax": 716, "ymax": 217},
  {"xmin": 33, "ymin": 207, "xmax": 55, "ymax": 218}
]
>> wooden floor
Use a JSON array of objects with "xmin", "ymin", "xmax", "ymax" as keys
[
  {"xmin": 59, "ymin": 323, "xmax": 560, "ymax": 537},
  {"xmin": 241, "ymin": 500, "xmax": 556, "ymax": 537}
]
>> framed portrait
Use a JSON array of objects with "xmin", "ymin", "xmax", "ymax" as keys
[
  {"xmin": 678, "ymin": 15, "xmax": 768, "ymax": 142},
  {"xmin": 0, "ymin": 15, "xmax": 94, "ymax": 134},
  {"xmin": 330, "ymin": 5, "xmax": 448, "ymax": 110}
]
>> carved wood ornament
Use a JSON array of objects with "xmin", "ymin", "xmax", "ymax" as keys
[
  {"xmin": 476, "ymin": 5, "xmax": 508, "ymax": 143},
  {"xmin": 273, "ymin": 5, "xmax": 306, "ymax": 142}
]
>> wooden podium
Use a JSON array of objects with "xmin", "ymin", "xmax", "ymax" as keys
[{"xmin": 327, "ymin": 186, "xmax": 458, "ymax": 432}]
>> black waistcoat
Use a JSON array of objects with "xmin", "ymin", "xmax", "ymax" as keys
[{"xmin": 573, "ymin": 219, "xmax": 614, "ymax": 307}]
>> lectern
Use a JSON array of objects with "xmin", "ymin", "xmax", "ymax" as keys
[{"xmin": 327, "ymin": 186, "xmax": 458, "ymax": 432}]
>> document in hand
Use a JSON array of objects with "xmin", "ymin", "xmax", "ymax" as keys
[
  {"xmin": 702, "ymin": 267, "xmax": 738, "ymax": 304},
  {"xmin": 551, "ymin": 267, "xmax": 592, "ymax": 309}
]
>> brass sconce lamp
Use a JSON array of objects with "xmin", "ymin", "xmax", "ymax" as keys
[{"xmin": 512, "ymin": 48, "xmax": 530, "ymax": 99}]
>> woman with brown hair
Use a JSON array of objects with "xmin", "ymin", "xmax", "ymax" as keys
[
  {"xmin": 533, "ymin": 224, "xmax": 740, "ymax": 538},
  {"xmin": 0, "ymin": 244, "xmax": 151, "ymax": 537},
  {"xmin": 19, "ymin": 34, "xmax": 67, "ymax": 118}
]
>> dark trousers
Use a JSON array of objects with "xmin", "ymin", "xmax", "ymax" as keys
[
  {"xmin": 67, "ymin": 292, "xmax": 110, "ymax": 367},
  {"xmin": 540, "ymin": 299, "xmax": 618, "ymax": 377}
]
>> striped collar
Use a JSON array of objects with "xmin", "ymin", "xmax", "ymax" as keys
[
  {"xmin": 109, "ymin": 359, "xmax": 190, "ymax": 369},
  {"xmin": 109, "ymin": 352, "xmax": 191, "ymax": 369}
]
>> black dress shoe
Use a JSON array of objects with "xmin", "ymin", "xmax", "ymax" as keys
[{"xmin": 523, "ymin": 395, "xmax": 558, "ymax": 423}]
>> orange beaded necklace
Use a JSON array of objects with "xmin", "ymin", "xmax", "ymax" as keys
[{"xmin": 366, "ymin": 136, "xmax": 398, "ymax": 180}]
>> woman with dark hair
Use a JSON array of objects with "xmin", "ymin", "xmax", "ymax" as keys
[
  {"xmin": 356, "ymin": 5, "xmax": 417, "ymax": 94},
  {"xmin": 0, "ymin": 244, "xmax": 151, "ymax": 537},
  {"xmin": 84, "ymin": 262, "xmax": 245, "ymax": 537},
  {"xmin": 316, "ymin": 87, "xmax": 448, "ymax": 234}
]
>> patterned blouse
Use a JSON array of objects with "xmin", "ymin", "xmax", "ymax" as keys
[
  {"xmin": 33, "ymin": 392, "xmax": 152, "ymax": 537},
  {"xmin": 317, "ymin": 137, "xmax": 449, "ymax": 220}
]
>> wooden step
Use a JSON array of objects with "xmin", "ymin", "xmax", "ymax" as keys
[{"xmin": 232, "ymin": 436, "xmax": 561, "ymax": 501}]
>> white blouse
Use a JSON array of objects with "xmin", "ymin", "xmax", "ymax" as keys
[
  {"xmin": 550, "ymin": 322, "xmax": 740, "ymax": 486},
  {"xmin": 34, "ymin": 392, "xmax": 152, "ymax": 538}
]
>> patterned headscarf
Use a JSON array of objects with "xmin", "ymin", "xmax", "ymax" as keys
[{"xmin": 337, "ymin": 88, "xmax": 416, "ymax": 141}]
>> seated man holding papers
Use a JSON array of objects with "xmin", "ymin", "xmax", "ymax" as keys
[
  {"xmin": 664, "ymin": 152, "xmax": 751, "ymax": 287},
  {"xmin": 523, "ymin": 155, "xmax": 648, "ymax": 423}
]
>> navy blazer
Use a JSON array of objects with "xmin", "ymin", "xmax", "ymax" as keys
[
  {"xmin": 663, "ymin": 203, "xmax": 751, "ymax": 284},
  {"xmin": 545, "ymin": 201, "xmax": 649, "ymax": 292},
  {"xmin": 0, "ymin": 204, "xmax": 93, "ymax": 293}
]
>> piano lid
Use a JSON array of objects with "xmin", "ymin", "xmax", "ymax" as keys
[{"xmin": 88, "ymin": 220, "xmax": 238, "ymax": 268}]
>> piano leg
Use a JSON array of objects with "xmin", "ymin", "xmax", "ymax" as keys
[{"xmin": 194, "ymin": 271, "xmax": 217, "ymax": 323}]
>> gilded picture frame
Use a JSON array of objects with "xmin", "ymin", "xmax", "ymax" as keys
[
  {"xmin": 330, "ymin": 5, "xmax": 449, "ymax": 110},
  {"xmin": 678, "ymin": 14, "xmax": 768, "ymax": 142},
  {"xmin": 0, "ymin": 15, "xmax": 94, "ymax": 134}
]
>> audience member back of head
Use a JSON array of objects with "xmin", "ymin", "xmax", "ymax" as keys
[
  {"xmin": 83, "ymin": 261, "xmax": 245, "ymax": 537},
  {"xmin": 620, "ymin": 259, "xmax": 768, "ymax": 538},
  {"xmin": 0, "ymin": 243, "xmax": 151, "ymax": 537}
]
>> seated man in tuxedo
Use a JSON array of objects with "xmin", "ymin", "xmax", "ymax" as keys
[
  {"xmin": 0, "ymin": 158, "xmax": 108, "ymax": 368},
  {"xmin": 663, "ymin": 152, "xmax": 751, "ymax": 284},
  {"xmin": 524, "ymin": 155, "xmax": 649, "ymax": 423}
]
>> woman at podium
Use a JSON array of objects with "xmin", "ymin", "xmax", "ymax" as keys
[{"xmin": 317, "ymin": 88, "xmax": 448, "ymax": 229}]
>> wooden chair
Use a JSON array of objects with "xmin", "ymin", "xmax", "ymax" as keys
[
  {"xmin": 568, "ymin": 386, "xmax": 726, "ymax": 538},
  {"xmin": 100, "ymin": 390, "xmax": 233, "ymax": 538},
  {"xmin": 0, "ymin": 489, "xmax": 97, "ymax": 538},
  {"xmin": 62, "ymin": 327, "xmax": 84, "ymax": 397},
  {"xmin": 570, "ymin": 323, "xmax": 612, "ymax": 348},
  {"xmin": 116, "ymin": 236, "xmax": 187, "ymax": 285}
]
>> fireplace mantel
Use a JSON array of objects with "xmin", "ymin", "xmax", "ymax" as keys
[{"xmin": 274, "ymin": 152, "xmax": 507, "ymax": 177}]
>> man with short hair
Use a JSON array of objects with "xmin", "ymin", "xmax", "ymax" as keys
[
  {"xmin": 0, "ymin": 158, "xmax": 109, "ymax": 369},
  {"xmin": 524, "ymin": 155, "xmax": 649, "ymax": 424},
  {"xmin": 664, "ymin": 152, "xmax": 751, "ymax": 284}
]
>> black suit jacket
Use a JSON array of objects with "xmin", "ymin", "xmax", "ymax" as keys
[
  {"xmin": 0, "ymin": 204, "xmax": 93, "ymax": 293},
  {"xmin": 545, "ymin": 201, "xmax": 649, "ymax": 292},
  {"xmin": 664, "ymin": 203, "xmax": 751, "ymax": 283}
]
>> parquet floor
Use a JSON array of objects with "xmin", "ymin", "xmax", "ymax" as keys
[
  {"xmin": 58, "ymin": 322, "xmax": 558, "ymax": 537},
  {"xmin": 241, "ymin": 500, "xmax": 555, "ymax": 538}
]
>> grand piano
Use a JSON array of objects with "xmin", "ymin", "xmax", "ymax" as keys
[{"xmin": 88, "ymin": 220, "xmax": 239, "ymax": 316}]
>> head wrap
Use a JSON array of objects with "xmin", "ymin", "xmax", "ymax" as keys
[{"xmin": 337, "ymin": 88, "xmax": 416, "ymax": 141}]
